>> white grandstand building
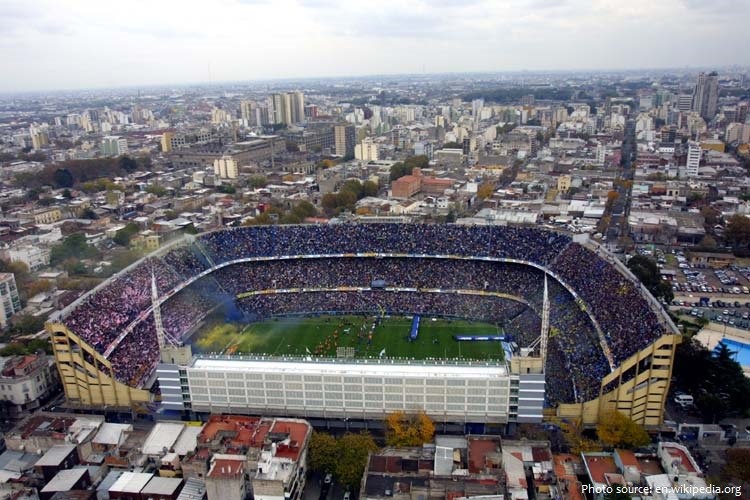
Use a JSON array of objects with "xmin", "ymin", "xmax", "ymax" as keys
[{"xmin": 157, "ymin": 354, "xmax": 544, "ymax": 424}]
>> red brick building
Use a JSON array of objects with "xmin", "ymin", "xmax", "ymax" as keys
[{"xmin": 391, "ymin": 168, "xmax": 453, "ymax": 199}]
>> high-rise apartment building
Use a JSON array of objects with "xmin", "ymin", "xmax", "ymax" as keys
[
  {"xmin": 100, "ymin": 136, "xmax": 128, "ymax": 157},
  {"xmin": 334, "ymin": 124, "xmax": 355, "ymax": 157},
  {"xmin": 686, "ymin": 141, "xmax": 701, "ymax": 177},
  {"xmin": 471, "ymin": 98, "xmax": 484, "ymax": 120},
  {"xmin": 291, "ymin": 91, "xmax": 305, "ymax": 124},
  {"xmin": 0, "ymin": 273, "xmax": 21, "ymax": 328},
  {"xmin": 211, "ymin": 107, "xmax": 232, "ymax": 124},
  {"xmin": 692, "ymin": 72, "xmax": 719, "ymax": 120},
  {"xmin": 213, "ymin": 155, "xmax": 239, "ymax": 179},
  {"xmin": 596, "ymin": 143, "xmax": 607, "ymax": 165},
  {"xmin": 676, "ymin": 94, "xmax": 693, "ymax": 112},
  {"xmin": 161, "ymin": 131, "xmax": 174, "ymax": 153},
  {"xmin": 240, "ymin": 100, "xmax": 255, "ymax": 122},
  {"xmin": 29, "ymin": 124, "xmax": 49, "ymax": 150},
  {"xmin": 354, "ymin": 138, "xmax": 379, "ymax": 161},
  {"xmin": 270, "ymin": 93, "xmax": 303, "ymax": 125}
]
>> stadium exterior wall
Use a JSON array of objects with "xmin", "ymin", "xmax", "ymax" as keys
[
  {"xmin": 177, "ymin": 356, "xmax": 513, "ymax": 423},
  {"xmin": 48, "ymin": 322, "xmax": 152, "ymax": 408},
  {"xmin": 555, "ymin": 334, "xmax": 681, "ymax": 426}
]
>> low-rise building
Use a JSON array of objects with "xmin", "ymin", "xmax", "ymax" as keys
[
  {"xmin": 205, "ymin": 455, "xmax": 247, "ymax": 500},
  {"xmin": 391, "ymin": 168, "xmax": 454, "ymax": 199},
  {"xmin": 35, "ymin": 444, "xmax": 79, "ymax": 482},
  {"xmin": 360, "ymin": 441, "xmax": 505, "ymax": 500},
  {"xmin": 33, "ymin": 208, "xmax": 63, "ymax": 225},
  {"xmin": 0, "ymin": 354, "xmax": 58, "ymax": 414},
  {"xmin": 39, "ymin": 467, "xmax": 91, "ymax": 500},
  {"xmin": 7, "ymin": 244, "xmax": 51, "ymax": 272}
]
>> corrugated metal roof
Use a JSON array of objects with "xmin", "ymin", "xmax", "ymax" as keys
[
  {"xmin": 142, "ymin": 423, "xmax": 185, "ymax": 456},
  {"xmin": 35, "ymin": 444, "xmax": 76, "ymax": 467},
  {"xmin": 110, "ymin": 472, "xmax": 153, "ymax": 494}
]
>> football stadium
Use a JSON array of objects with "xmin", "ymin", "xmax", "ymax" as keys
[{"xmin": 47, "ymin": 224, "xmax": 681, "ymax": 427}]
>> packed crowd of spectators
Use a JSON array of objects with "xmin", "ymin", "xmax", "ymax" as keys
[
  {"xmin": 236, "ymin": 290, "xmax": 528, "ymax": 326},
  {"xmin": 550, "ymin": 244, "xmax": 667, "ymax": 365},
  {"xmin": 214, "ymin": 259, "xmax": 548, "ymax": 297},
  {"xmin": 200, "ymin": 224, "xmax": 571, "ymax": 266},
  {"xmin": 64, "ymin": 256, "xmax": 183, "ymax": 352},
  {"xmin": 162, "ymin": 287, "xmax": 217, "ymax": 341},
  {"xmin": 60, "ymin": 224, "xmax": 670, "ymax": 398},
  {"xmin": 108, "ymin": 316, "xmax": 159, "ymax": 387}
]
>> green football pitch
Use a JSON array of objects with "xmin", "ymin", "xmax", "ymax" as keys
[{"xmin": 192, "ymin": 315, "xmax": 505, "ymax": 361}]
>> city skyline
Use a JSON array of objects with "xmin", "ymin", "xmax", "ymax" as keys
[{"xmin": 1, "ymin": 0, "xmax": 749, "ymax": 93}]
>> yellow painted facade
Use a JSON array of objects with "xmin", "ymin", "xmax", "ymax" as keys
[
  {"xmin": 48, "ymin": 322, "xmax": 152, "ymax": 408},
  {"xmin": 34, "ymin": 208, "xmax": 62, "ymax": 225},
  {"xmin": 556, "ymin": 334, "xmax": 681, "ymax": 426}
]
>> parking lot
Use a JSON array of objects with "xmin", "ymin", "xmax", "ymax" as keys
[
  {"xmin": 667, "ymin": 248, "xmax": 750, "ymax": 295},
  {"xmin": 673, "ymin": 299, "xmax": 750, "ymax": 330}
]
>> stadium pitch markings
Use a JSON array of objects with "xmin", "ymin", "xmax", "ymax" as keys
[{"xmin": 193, "ymin": 315, "xmax": 505, "ymax": 361}]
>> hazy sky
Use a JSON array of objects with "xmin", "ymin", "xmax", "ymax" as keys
[{"xmin": 0, "ymin": 0, "xmax": 748, "ymax": 92}]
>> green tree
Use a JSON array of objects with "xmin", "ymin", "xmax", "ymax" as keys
[
  {"xmin": 335, "ymin": 433, "xmax": 378, "ymax": 490},
  {"xmin": 0, "ymin": 260, "xmax": 31, "ymax": 300},
  {"xmin": 0, "ymin": 338, "xmax": 51, "ymax": 355},
  {"xmin": 596, "ymin": 411, "xmax": 650, "ymax": 449},
  {"xmin": 292, "ymin": 201, "xmax": 317, "ymax": 219},
  {"xmin": 145, "ymin": 184, "xmax": 167, "ymax": 197},
  {"xmin": 321, "ymin": 193, "xmax": 338, "ymax": 212},
  {"xmin": 279, "ymin": 212, "xmax": 303, "ymax": 224},
  {"xmin": 53, "ymin": 168, "xmax": 74, "ymax": 188},
  {"xmin": 119, "ymin": 155, "xmax": 138, "ymax": 173},
  {"xmin": 81, "ymin": 207, "xmax": 98, "ymax": 220},
  {"xmin": 50, "ymin": 233, "xmax": 99, "ymax": 265},
  {"xmin": 673, "ymin": 339, "xmax": 750, "ymax": 422},
  {"xmin": 389, "ymin": 162, "xmax": 411, "ymax": 181},
  {"xmin": 726, "ymin": 214, "xmax": 750, "ymax": 252},
  {"xmin": 446, "ymin": 207, "xmax": 457, "ymax": 223},
  {"xmin": 109, "ymin": 249, "xmax": 142, "ymax": 274},
  {"xmin": 335, "ymin": 190, "xmax": 357, "ymax": 209},
  {"xmin": 404, "ymin": 155, "xmax": 429, "ymax": 170},
  {"xmin": 23, "ymin": 279, "xmax": 52, "ymax": 299},
  {"xmin": 697, "ymin": 235, "xmax": 717, "ymax": 250},
  {"xmin": 626, "ymin": 255, "xmax": 673, "ymax": 303},
  {"xmin": 362, "ymin": 180, "xmax": 378, "ymax": 197},
  {"xmin": 137, "ymin": 156, "xmax": 152, "ymax": 170},
  {"xmin": 700, "ymin": 206, "xmax": 720, "ymax": 227},
  {"xmin": 113, "ymin": 223, "xmax": 140, "ymax": 247},
  {"xmin": 217, "ymin": 184, "xmax": 236, "ymax": 194},
  {"xmin": 341, "ymin": 180, "xmax": 364, "ymax": 198},
  {"xmin": 64, "ymin": 259, "xmax": 87, "ymax": 275},
  {"xmin": 7, "ymin": 315, "xmax": 46, "ymax": 336},
  {"xmin": 309, "ymin": 432, "xmax": 338, "ymax": 474},
  {"xmin": 249, "ymin": 175, "xmax": 268, "ymax": 188}
]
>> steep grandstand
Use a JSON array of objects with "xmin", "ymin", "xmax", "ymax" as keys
[{"xmin": 48, "ymin": 224, "xmax": 680, "ymax": 425}]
